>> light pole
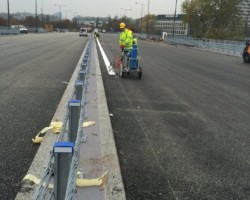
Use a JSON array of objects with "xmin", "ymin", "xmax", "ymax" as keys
[
  {"xmin": 64, "ymin": 10, "xmax": 71, "ymax": 20},
  {"xmin": 71, "ymin": 12, "xmax": 78, "ymax": 29},
  {"xmin": 41, "ymin": 0, "xmax": 43, "ymax": 27},
  {"xmin": 147, "ymin": 0, "xmax": 149, "ymax": 38},
  {"xmin": 54, "ymin": 4, "xmax": 66, "ymax": 21},
  {"xmin": 135, "ymin": 2, "xmax": 144, "ymax": 35},
  {"xmin": 120, "ymin": 8, "xmax": 132, "ymax": 17},
  {"xmin": 35, "ymin": 0, "xmax": 38, "ymax": 32},
  {"xmin": 172, "ymin": 0, "xmax": 177, "ymax": 37},
  {"xmin": 7, "ymin": 0, "xmax": 10, "ymax": 27}
]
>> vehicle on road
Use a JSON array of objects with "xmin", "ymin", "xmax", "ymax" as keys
[
  {"xmin": 79, "ymin": 28, "xmax": 88, "ymax": 37},
  {"xmin": 11, "ymin": 25, "xmax": 28, "ymax": 34}
]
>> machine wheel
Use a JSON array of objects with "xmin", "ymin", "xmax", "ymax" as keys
[
  {"xmin": 243, "ymin": 53, "xmax": 250, "ymax": 63},
  {"xmin": 137, "ymin": 71, "xmax": 142, "ymax": 79}
]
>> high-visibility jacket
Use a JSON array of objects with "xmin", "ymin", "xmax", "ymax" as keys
[{"xmin": 119, "ymin": 28, "xmax": 133, "ymax": 50}]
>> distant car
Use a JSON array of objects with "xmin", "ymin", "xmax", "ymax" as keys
[
  {"xmin": 18, "ymin": 25, "xmax": 28, "ymax": 34},
  {"xmin": 79, "ymin": 28, "xmax": 88, "ymax": 37},
  {"xmin": 11, "ymin": 25, "xmax": 28, "ymax": 34}
]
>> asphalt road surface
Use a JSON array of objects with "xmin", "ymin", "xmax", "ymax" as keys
[
  {"xmin": 0, "ymin": 33, "xmax": 86, "ymax": 199},
  {"xmin": 98, "ymin": 34, "xmax": 250, "ymax": 200}
]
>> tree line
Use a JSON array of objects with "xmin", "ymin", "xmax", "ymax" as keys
[
  {"xmin": 0, "ymin": 14, "xmax": 157, "ymax": 34},
  {"xmin": 182, "ymin": 0, "xmax": 247, "ymax": 40},
  {"xmin": 1, "ymin": 0, "xmax": 249, "ymax": 40}
]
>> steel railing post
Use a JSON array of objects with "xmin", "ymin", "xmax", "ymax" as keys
[
  {"xmin": 79, "ymin": 69, "xmax": 86, "ymax": 81},
  {"xmin": 81, "ymin": 62, "xmax": 87, "ymax": 71},
  {"xmin": 82, "ymin": 57, "xmax": 88, "ymax": 66},
  {"xmin": 75, "ymin": 80, "xmax": 84, "ymax": 100},
  {"xmin": 53, "ymin": 142, "xmax": 74, "ymax": 200},
  {"xmin": 68, "ymin": 100, "xmax": 81, "ymax": 143}
]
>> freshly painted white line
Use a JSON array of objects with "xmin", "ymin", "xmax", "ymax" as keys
[{"xmin": 96, "ymin": 38, "xmax": 115, "ymax": 75}]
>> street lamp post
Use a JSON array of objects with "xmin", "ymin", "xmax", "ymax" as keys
[
  {"xmin": 64, "ymin": 10, "xmax": 71, "ymax": 20},
  {"xmin": 135, "ymin": 2, "xmax": 144, "ymax": 35},
  {"xmin": 41, "ymin": 0, "xmax": 43, "ymax": 28},
  {"xmin": 54, "ymin": 4, "xmax": 66, "ymax": 21},
  {"xmin": 120, "ymin": 8, "xmax": 132, "ymax": 17},
  {"xmin": 71, "ymin": 12, "xmax": 78, "ymax": 29},
  {"xmin": 172, "ymin": 0, "xmax": 177, "ymax": 37},
  {"xmin": 147, "ymin": 0, "xmax": 149, "ymax": 38},
  {"xmin": 35, "ymin": 0, "xmax": 38, "ymax": 32},
  {"xmin": 7, "ymin": 0, "xmax": 10, "ymax": 27}
]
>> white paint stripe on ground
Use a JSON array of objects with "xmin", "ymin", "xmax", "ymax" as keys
[{"xmin": 96, "ymin": 38, "xmax": 115, "ymax": 76}]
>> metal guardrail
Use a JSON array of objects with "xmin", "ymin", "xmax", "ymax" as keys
[
  {"xmin": 0, "ymin": 26, "xmax": 19, "ymax": 35},
  {"xmin": 0, "ymin": 26, "xmax": 48, "ymax": 34},
  {"xmin": 34, "ymin": 37, "xmax": 92, "ymax": 199},
  {"xmin": 27, "ymin": 28, "xmax": 48, "ymax": 33},
  {"xmin": 164, "ymin": 37, "xmax": 245, "ymax": 56}
]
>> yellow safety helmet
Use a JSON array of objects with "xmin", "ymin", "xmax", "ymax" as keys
[{"xmin": 120, "ymin": 22, "xmax": 126, "ymax": 29}]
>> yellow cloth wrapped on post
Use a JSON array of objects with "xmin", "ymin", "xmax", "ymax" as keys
[
  {"xmin": 22, "ymin": 171, "xmax": 108, "ymax": 191},
  {"xmin": 76, "ymin": 171, "xmax": 108, "ymax": 191},
  {"xmin": 23, "ymin": 174, "xmax": 54, "ymax": 189},
  {"xmin": 32, "ymin": 127, "xmax": 53, "ymax": 144},
  {"xmin": 83, "ymin": 121, "xmax": 96, "ymax": 128},
  {"xmin": 50, "ymin": 121, "xmax": 63, "ymax": 133},
  {"xmin": 32, "ymin": 121, "xmax": 63, "ymax": 144}
]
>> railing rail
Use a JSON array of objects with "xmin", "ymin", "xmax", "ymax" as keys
[
  {"xmin": 34, "ymin": 36, "xmax": 93, "ymax": 200},
  {"xmin": 164, "ymin": 36, "xmax": 245, "ymax": 56},
  {"xmin": 0, "ymin": 26, "xmax": 19, "ymax": 35}
]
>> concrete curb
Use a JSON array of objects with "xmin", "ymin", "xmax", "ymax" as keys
[
  {"xmin": 74, "ymin": 37, "xmax": 126, "ymax": 199},
  {"xmin": 95, "ymin": 40, "xmax": 126, "ymax": 200}
]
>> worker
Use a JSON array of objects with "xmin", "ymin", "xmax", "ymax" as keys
[
  {"xmin": 119, "ymin": 22, "xmax": 133, "ymax": 53},
  {"xmin": 94, "ymin": 31, "xmax": 100, "ymax": 39}
]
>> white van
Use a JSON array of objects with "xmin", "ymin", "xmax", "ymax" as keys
[
  {"xmin": 79, "ymin": 28, "xmax": 88, "ymax": 37},
  {"xmin": 11, "ymin": 25, "xmax": 28, "ymax": 34}
]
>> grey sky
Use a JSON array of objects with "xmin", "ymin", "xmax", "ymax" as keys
[{"xmin": 1, "ymin": 0, "xmax": 185, "ymax": 19}]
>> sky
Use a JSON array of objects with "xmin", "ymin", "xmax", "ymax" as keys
[{"xmin": 0, "ymin": 0, "xmax": 185, "ymax": 19}]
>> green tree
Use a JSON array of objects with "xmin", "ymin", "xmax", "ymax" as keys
[
  {"xmin": 142, "ymin": 14, "xmax": 157, "ymax": 35},
  {"xmin": 0, "ymin": 17, "xmax": 7, "ymax": 26},
  {"xmin": 182, "ymin": 0, "xmax": 243, "ymax": 39},
  {"xmin": 23, "ymin": 16, "xmax": 37, "ymax": 27}
]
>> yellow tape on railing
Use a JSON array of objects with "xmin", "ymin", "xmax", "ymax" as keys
[
  {"xmin": 76, "ymin": 171, "xmax": 108, "ymax": 191},
  {"xmin": 23, "ymin": 174, "xmax": 54, "ymax": 189},
  {"xmin": 23, "ymin": 171, "xmax": 108, "ymax": 191},
  {"xmin": 32, "ymin": 121, "xmax": 63, "ymax": 144},
  {"xmin": 83, "ymin": 121, "xmax": 96, "ymax": 128},
  {"xmin": 50, "ymin": 120, "xmax": 63, "ymax": 133}
]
